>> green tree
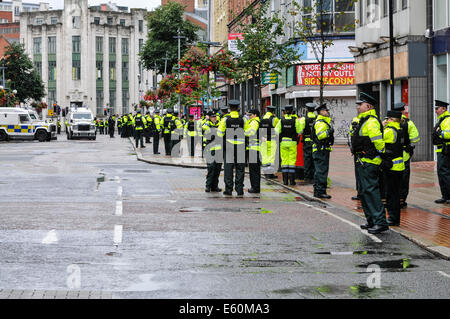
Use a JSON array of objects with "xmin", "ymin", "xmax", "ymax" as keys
[
  {"xmin": 3, "ymin": 42, "xmax": 45, "ymax": 103},
  {"xmin": 140, "ymin": 1, "xmax": 199, "ymax": 75},
  {"xmin": 235, "ymin": 1, "xmax": 299, "ymax": 110},
  {"xmin": 291, "ymin": 0, "xmax": 357, "ymax": 106}
]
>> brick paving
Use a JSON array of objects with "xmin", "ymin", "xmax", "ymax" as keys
[{"xmin": 0, "ymin": 289, "xmax": 112, "ymax": 299}]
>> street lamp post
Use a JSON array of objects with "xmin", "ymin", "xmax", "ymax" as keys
[
  {"xmin": 389, "ymin": 0, "xmax": 395, "ymax": 110},
  {"xmin": 0, "ymin": 59, "xmax": 6, "ymax": 90},
  {"xmin": 173, "ymin": 28, "xmax": 186, "ymax": 114}
]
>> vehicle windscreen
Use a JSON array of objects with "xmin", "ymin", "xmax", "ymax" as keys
[
  {"xmin": 73, "ymin": 113, "xmax": 92, "ymax": 120},
  {"xmin": 29, "ymin": 113, "xmax": 37, "ymax": 120}
]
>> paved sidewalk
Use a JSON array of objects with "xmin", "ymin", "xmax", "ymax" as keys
[{"xmin": 130, "ymin": 136, "xmax": 450, "ymax": 259}]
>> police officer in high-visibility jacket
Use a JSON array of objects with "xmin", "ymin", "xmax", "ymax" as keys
[
  {"xmin": 203, "ymin": 111, "xmax": 222, "ymax": 193},
  {"xmin": 184, "ymin": 114, "xmax": 197, "ymax": 157},
  {"xmin": 275, "ymin": 105, "xmax": 301, "ymax": 186},
  {"xmin": 392, "ymin": 102, "xmax": 420, "ymax": 208},
  {"xmin": 433, "ymin": 99, "xmax": 450, "ymax": 204},
  {"xmin": 144, "ymin": 111, "xmax": 153, "ymax": 144},
  {"xmin": 349, "ymin": 116, "xmax": 361, "ymax": 201},
  {"xmin": 246, "ymin": 109, "xmax": 261, "ymax": 193},
  {"xmin": 162, "ymin": 109, "xmax": 175, "ymax": 155},
  {"xmin": 260, "ymin": 105, "xmax": 279, "ymax": 179},
  {"xmin": 380, "ymin": 110, "xmax": 405, "ymax": 226},
  {"xmin": 351, "ymin": 92, "xmax": 388, "ymax": 234},
  {"xmin": 217, "ymin": 100, "xmax": 247, "ymax": 196},
  {"xmin": 171, "ymin": 111, "xmax": 184, "ymax": 157},
  {"xmin": 132, "ymin": 109, "xmax": 147, "ymax": 148},
  {"xmin": 153, "ymin": 109, "xmax": 162, "ymax": 154},
  {"xmin": 311, "ymin": 103, "xmax": 334, "ymax": 199},
  {"xmin": 298, "ymin": 103, "xmax": 317, "ymax": 183}
]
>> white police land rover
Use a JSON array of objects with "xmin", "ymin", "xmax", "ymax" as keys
[
  {"xmin": 0, "ymin": 107, "xmax": 57, "ymax": 142},
  {"xmin": 66, "ymin": 107, "xmax": 96, "ymax": 140}
]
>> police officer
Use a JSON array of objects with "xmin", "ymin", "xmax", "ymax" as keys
[
  {"xmin": 298, "ymin": 103, "xmax": 317, "ymax": 184},
  {"xmin": 432, "ymin": 100, "xmax": 450, "ymax": 204},
  {"xmin": 380, "ymin": 110, "xmax": 405, "ymax": 226},
  {"xmin": 108, "ymin": 114, "xmax": 115, "ymax": 138},
  {"xmin": 121, "ymin": 114, "xmax": 128, "ymax": 138},
  {"xmin": 184, "ymin": 114, "xmax": 197, "ymax": 157},
  {"xmin": 349, "ymin": 115, "xmax": 362, "ymax": 201},
  {"xmin": 162, "ymin": 109, "xmax": 175, "ymax": 155},
  {"xmin": 351, "ymin": 92, "xmax": 388, "ymax": 234},
  {"xmin": 260, "ymin": 105, "xmax": 279, "ymax": 179},
  {"xmin": 392, "ymin": 102, "xmax": 420, "ymax": 208},
  {"xmin": 203, "ymin": 111, "xmax": 222, "ymax": 192},
  {"xmin": 144, "ymin": 111, "xmax": 153, "ymax": 144},
  {"xmin": 246, "ymin": 109, "xmax": 261, "ymax": 193},
  {"xmin": 311, "ymin": 103, "xmax": 334, "ymax": 199},
  {"xmin": 133, "ymin": 109, "xmax": 147, "ymax": 148},
  {"xmin": 171, "ymin": 111, "xmax": 184, "ymax": 157},
  {"xmin": 218, "ymin": 100, "xmax": 247, "ymax": 196},
  {"xmin": 275, "ymin": 105, "xmax": 301, "ymax": 186},
  {"xmin": 153, "ymin": 109, "xmax": 162, "ymax": 154},
  {"xmin": 117, "ymin": 116, "xmax": 122, "ymax": 136}
]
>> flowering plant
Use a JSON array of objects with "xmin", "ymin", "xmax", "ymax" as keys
[{"xmin": 0, "ymin": 87, "xmax": 18, "ymax": 107}]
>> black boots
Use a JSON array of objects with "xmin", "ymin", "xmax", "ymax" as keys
[
  {"xmin": 282, "ymin": 173, "xmax": 289, "ymax": 185},
  {"xmin": 289, "ymin": 173, "xmax": 296, "ymax": 186}
]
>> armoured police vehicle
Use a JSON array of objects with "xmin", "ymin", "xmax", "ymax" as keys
[
  {"xmin": 0, "ymin": 107, "xmax": 57, "ymax": 142},
  {"xmin": 66, "ymin": 107, "xmax": 96, "ymax": 140}
]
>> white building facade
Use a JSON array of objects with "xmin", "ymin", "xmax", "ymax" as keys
[{"xmin": 20, "ymin": 0, "xmax": 153, "ymax": 117}]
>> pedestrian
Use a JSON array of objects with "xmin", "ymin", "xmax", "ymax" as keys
[
  {"xmin": 246, "ymin": 109, "xmax": 261, "ymax": 193},
  {"xmin": 260, "ymin": 105, "xmax": 279, "ymax": 179},
  {"xmin": 275, "ymin": 105, "xmax": 301, "ymax": 186},
  {"xmin": 379, "ymin": 110, "xmax": 405, "ymax": 226},
  {"xmin": 392, "ymin": 102, "xmax": 420, "ymax": 208},
  {"xmin": 104, "ymin": 118, "xmax": 108, "ymax": 135},
  {"xmin": 351, "ymin": 92, "xmax": 389, "ymax": 234},
  {"xmin": 153, "ymin": 109, "xmax": 162, "ymax": 154},
  {"xmin": 121, "ymin": 114, "xmax": 128, "ymax": 138},
  {"xmin": 298, "ymin": 103, "xmax": 317, "ymax": 184},
  {"xmin": 117, "ymin": 116, "xmax": 122, "ymax": 136},
  {"xmin": 432, "ymin": 100, "xmax": 450, "ymax": 204},
  {"xmin": 203, "ymin": 111, "xmax": 222, "ymax": 192},
  {"xmin": 184, "ymin": 114, "xmax": 197, "ymax": 157},
  {"xmin": 217, "ymin": 99, "xmax": 247, "ymax": 196},
  {"xmin": 311, "ymin": 103, "xmax": 334, "ymax": 199},
  {"xmin": 57, "ymin": 119, "xmax": 61, "ymax": 134},
  {"xmin": 108, "ymin": 114, "xmax": 115, "ymax": 138},
  {"xmin": 133, "ymin": 109, "xmax": 146, "ymax": 148},
  {"xmin": 162, "ymin": 109, "xmax": 175, "ymax": 156}
]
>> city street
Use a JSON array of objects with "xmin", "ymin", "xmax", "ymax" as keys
[{"xmin": 0, "ymin": 134, "xmax": 449, "ymax": 299}]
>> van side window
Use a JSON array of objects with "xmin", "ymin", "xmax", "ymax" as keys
[{"xmin": 19, "ymin": 114, "xmax": 30, "ymax": 123}]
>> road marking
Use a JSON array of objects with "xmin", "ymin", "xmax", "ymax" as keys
[
  {"xmin": 115, "ymin": 200, "xmax": 123, "ymax": 216},
  {"xmin": 437, "ymin": 271, "xmax": 450, "ymax": 279},
  {"xmin": 114, "ymin": 176, "xmax": 120, "ymax": 184},
  {"xmin": 42, "ymin": 230, "xmax": 58, "ymax": 244},
  {"xmin": 302, "ymin": 203, "xmax": 383, "ymax": 243},
  {"xmin": 117, "ymin": 186, "xmax": 123, "ymax": 197},
  {"xmin": 113, "ymin": 225, "xmax": 123, "ymax": 245}
]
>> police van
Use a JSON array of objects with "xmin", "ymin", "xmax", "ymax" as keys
[
  {"xmin": 0, "ymin": 107, "xmax": 57, "ymax": 142},
  {"xmin": 66, "ymin": 107, "xmax": 96, "ymax": 140}
]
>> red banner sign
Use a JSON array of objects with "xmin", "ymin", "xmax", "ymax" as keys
[{"xmin": 296, "ymin": 63, "xmax": 355, "ymax": 86}]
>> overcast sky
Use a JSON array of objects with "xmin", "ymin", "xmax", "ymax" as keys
[{"xmin": 25, "ymin": 0, "xmax": 162, "ymax": 11}]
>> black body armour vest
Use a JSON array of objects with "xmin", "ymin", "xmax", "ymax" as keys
[
  {"xmin": 260, "ymin": 115, "xmax": 274, "ymax": 141},
  {"xmin": 280, "ymin": 118, "xmax": 297, "ymax": 140},
  {"xmin": 351, "ymin": 115, "xmax": 383, "ymax": 158}
]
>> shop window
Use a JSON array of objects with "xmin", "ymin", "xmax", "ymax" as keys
[{"xmin": 436, "ymin": 55, "xmax": 448, "ymax": 102}]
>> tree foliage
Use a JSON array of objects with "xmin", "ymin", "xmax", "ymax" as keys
[
  {"xmin": 140, "ymin": 1, "xmax": 200, "ymax": 75},
  {"xmin": 3, "ymin": 42, "xmax": 45, "ymax": 103}
]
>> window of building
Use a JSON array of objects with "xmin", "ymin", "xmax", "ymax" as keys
[
  {"xmin": 33, "ymin": 37, "xmax": 41, "ymax": 54},
  {"xmin": 138, "ymin": 20, "xmax": 143, "ymax": 32},
  {"xmin": 36, "ymin": 18, "xmax": 43, "ymax": 25},
  {"xmin": 48, "ymin": 90, "xmax": 56, "ymax": 109},
  {"xmin": 121, "ymin": 38, "xmax": 129, "ymax": 55},
  {"xmin": 14, "ymin": 6, "xmax": 20, "ymax": 16},
  {"xmin": 402, "ymin": 0, "xmax": 407, "ymax": 10},
  {"xmin": 122, "ymin": 62, "xmax": 129, "ymax": 81},
  {"xmin": 34, "ymin": 61, "xmax": 42, "ymax": 77},
  {"xmin": 122, "ymin": 89, "xmax": 129, "ymax": 114},
  {"xmin": 313, "ymin": 0, "xmax": 355, "ymax": 33},
  {"xmin": 436, "ymin": 55, "xmax": 448, "ymax": 102},
  {"xmin": 107, "ymin": 16, "xmax": 113, "ymax": 25},
  {"xmin": 96, "ymin": 36, "xmax": 103, "ymax": 53},
  {"xmin": 96, "ymin": 90, "xmax": 104, "ymax": 116},
  {"xmin": 120, "ymin": 19, "xmax": 125, "ymax": 26},
  {"xmin": 48, "ymin": 36, "xmax": 56, "ymax": 54},
  {"xmin": 139, "ymin": 39, "xmax": 143, "ymax": 53},
  {"xmin": 51, "ymin": 17, "xmax": 58, "ymax": 24},
  {"xmin": 110, "ymin": 90, "xmax": 116, "ymax": 113},
  {"xmin": 72, "ymin": 60, "xmax": 81, "ymax": 81},
  {"xmin": 96, "ymin": 60, "xmax": 103, "ymax": 80},
  {"xmin": 94, "ymin": 17, "xmax": 100, "ymax": 25},
  {"xmin": 72, "ymin": 16, "xmax": 80, "ymax": 29},
  {"xmin": 435, "ymin": 0, "xmax": 447, "ymax": 30},
  {"xmin": 393, "ymin": 0, "xmax": 397, "ymax": 13},
  {"xmin": 72, "ymin": 36, "xmax": 81, "ymax": 53},
  {"xmin": 109, "ymin": 37, "xmax": 116, "ymax": 54},
  {"xmin": 48, "ymin": 61, "xmax": 56, "ymax": 81},
  {"xmin": 109, "ymin": 61, "xmax": 116, "ymax": 81}
]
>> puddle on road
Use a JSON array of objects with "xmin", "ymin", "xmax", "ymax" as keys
[
  {"xmin": 314, "ymin": 251, "xmax": 404, "ymax": 256},
  {"xmin": 179, "ymin": 207, "xmax": 274, "ymax": 214},
  {"xmin": 357, "ymin": 258, "xmax": 417, "ymax": 271},
  {"xmin": 241, "ymin": 259, "xmax": 302, "ymax": 267},
  {"xmin": 273, "ymin": 284, "xmax": 391, "ymax": 298}
]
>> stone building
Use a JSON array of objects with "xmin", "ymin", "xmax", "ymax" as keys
[{"xmin": 19, "ymin": 0, "xmax": 153, "ymax": 117}]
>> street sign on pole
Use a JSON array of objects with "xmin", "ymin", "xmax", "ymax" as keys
[{"xmin": 262, "ymin": 72, "xmax": 278, "ymax": 85}]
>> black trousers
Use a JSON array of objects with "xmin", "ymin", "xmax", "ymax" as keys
[
  {"xmin": 163, "ymin": 134, "xmax": 171, "ymax": 155},
  {"xmin": 399, "ymin": 159, "xmax": 411, "ymax": 202},
  {"xmin": 188, "ymin": 136, "xmax": 196, "ymax": 156},
  {"xmin": 313, "ymin": 149, "xmax": 330, "ymax": 196},
  {"xmin": 437, "ymin": 152, "xmax": 450, "ymax": 200},
  {"xmin": 248, "ymin": 150, "xmax": 261, "ymax": 192},
  {"xmin": 224, "ymin": 162, "xmax": 245, "ymax": 194},
  {"xmin": 135, "ymin": 130, "xmax": 144, "ymax": 148},
  {"xmin": 206, "ymin": 150, "xmax": 222, "ymax": 190},
  {"xmin": 356, "ymin": 161, "xmax": 387, "ymax": 227},
  {"xmin": 153, "ymin": 133, "xmax": 160, "ymax": 154},
  {"xmin": 303, "ymin": 141, "xmax": 314, "ymax": 180},
  {"xmin": 381, "ymin": 169, "xmax": 402, "ymax": 224},
  {"xmin": 109, "ymin": 125, "xmax": 114, "ymax": 137}
]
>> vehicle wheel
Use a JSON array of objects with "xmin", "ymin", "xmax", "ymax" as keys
[
  {"xmin": 35, "ymin": 130, "xmax": 48, "ymax": 142},
  {"xmin": 0, "ymin": 130, "xmax": 7, "ymax": 141}
]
